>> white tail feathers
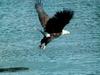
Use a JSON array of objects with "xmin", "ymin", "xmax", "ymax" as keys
[{"xmin": 62, "ymin": 30, "xmax": 70, "ymax": 35}]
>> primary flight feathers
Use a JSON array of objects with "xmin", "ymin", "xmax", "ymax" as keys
[{"xmin": 45, "ymin": 10, "xmax": 74, "ymax": 33}]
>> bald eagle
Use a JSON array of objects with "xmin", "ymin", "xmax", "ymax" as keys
[{"xmin": 35, "ymin": 1, "xmax": 74, "ymax": 49}]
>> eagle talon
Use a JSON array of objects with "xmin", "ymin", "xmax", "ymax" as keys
[{"xmin": 39, "ymin": 43, "xmax": 46, "ymax": 49}]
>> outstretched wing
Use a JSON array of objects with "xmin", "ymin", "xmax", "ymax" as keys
[
  {"xmin": 35, "ymin": 0, "xmax": 49, "ymax": 28},
  {"xmin": 45, "ymin": 9, "xmax": 74, "ymax": 33}
]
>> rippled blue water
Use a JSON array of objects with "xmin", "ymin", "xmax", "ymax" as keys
[{"xmin": 0, "ymin": 0, "xmax": 100, "ymax": 75}]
